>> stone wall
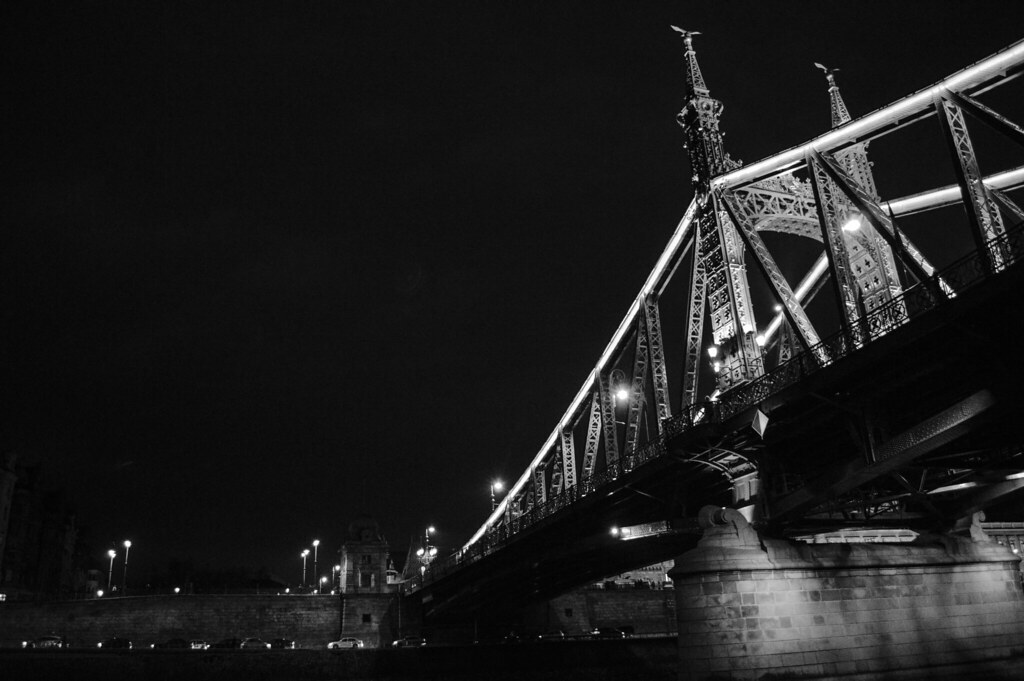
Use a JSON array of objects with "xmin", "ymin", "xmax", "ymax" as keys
[
  {"xmin": 542, "ymin": 589, "xmax": 677, "ymax": 635},
  {"xmin": 671, "ymin": 508, "xmax": 1024, "ymax": 680},
  {"xmin": 0, "ymin": 593, "xmax": 396, "ymax": 649}
]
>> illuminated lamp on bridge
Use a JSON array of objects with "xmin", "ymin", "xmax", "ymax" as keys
[
  {"xmin": 841, "ymin": 214, "xmax": 862, "ymax": 232},
  {"xmin": 417, "ymin": 525, "xmax": 438, "ymax": 575},
  {"xmin": 708, "ymin": 345, "xmax": 722, "ymax": 373},
  {"xmin": 490, "ymin": 480, "xmax": 504, "ymax": 511}
]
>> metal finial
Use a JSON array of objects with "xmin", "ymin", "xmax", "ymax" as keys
[
  {"xmin": 670, "ymin": 26, "xmax": 701, "ymax": 49},
  {"xmin": 814, "ymin": 62, "xmax": 840, "ymax": 86}
]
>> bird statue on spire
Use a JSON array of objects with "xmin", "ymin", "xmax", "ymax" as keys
[
  {"xmin": 670, "ymin": 26, "xmax": 701, "ymax": 45},
  {"xmin": 814, "ymin": 62, "xmax": 839, "ymax": 78}
]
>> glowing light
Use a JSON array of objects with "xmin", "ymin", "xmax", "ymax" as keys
[
  {"xmin": 615, "ymin": 387, "xmax": 629, "ymax": 401},
  {"xmin": 755, "ymin": 335, "xmax": 766, "ymax": 347},
  {"xmin": 174, "ymin": 587, "xmax": 180, "ymax": 594},
  {"xmin": 416, "ymin": 548, "xmax": 425, "ymax": 557},
  {"xmin": 707, "ymin": 346, "xmax": 718, "ymax": 358},
  {"xmin": 123, "ymin": 540, "xmax": 132, "ymax": 549},
  {"xmin": 610, "ymin": 527, "xmax": 620, "ymax": 537},
  {"xmin": 312, "ymin": 539, "xmax": 320, "ymax": 547},
  {"xmin": 97, "ymin": 590, "xmax": 104, "ymax": 598},
  {"xmin": 491, "ymin": 480, "xmax": 504, "ymax": 492},
  {"xmin": 841, "ymin": 216, "xmax": 862, "ymax": 232},
  {"xmin": 773, "ymin": 304, "xmax": 783, "ymax": 312}
]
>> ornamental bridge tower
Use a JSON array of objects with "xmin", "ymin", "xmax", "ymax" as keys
[{"xmin": 673, "ymin": 28, "xmax": 761, "ymax": 397}]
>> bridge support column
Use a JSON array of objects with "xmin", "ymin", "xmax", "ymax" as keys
[{"xmin": 669, "ymin": 506, "xmax": 1024, "ymax": 680}]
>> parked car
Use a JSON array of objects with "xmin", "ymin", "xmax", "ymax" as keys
[
  {"xmin": 189, "ymin": 640, "xmax": 210, "ymax": 650},
  {"xmin": 210, "ymin": 638, "xmax": 242, "ymax": 649},
  {"xmin": 391, "ymin": 636, "xmax": 425, "ymax": 647},
  {"xmin": 22, "ymin": 636, "xmax": 66, "ymax": 649},
  {"xmin": 327, "ymin": 637, "xmax": 364, "ymax": 649},
  {"xmin": 97, "ymin": 637, "xmax": 133, "ymax": 649},
  {"xmin": 240, "ymin": 637, "xmax": 270, "ymax": 649},
  {"xmin": 151, "ymin": 638, "xmax": 190, "ymax": 649},
  {"xmin": 536, "ymin": 630, "xmax": 566, "ymax": 642},
  {"xmin": 590, "ymin": 627, "xmax": 626, "ymax": 639},
  {"xmin": 270, "ymin": 638, "xmax": 296, "ymax": 649}
]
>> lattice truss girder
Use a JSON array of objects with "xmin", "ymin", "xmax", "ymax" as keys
[
  {"xmin": 724, "ymin": 156, "xmax": 904, "ymax": 343},
  {"xmin": 933, "ymin": 89, "xmax": 1024, "ymax": 272},
  {"xmin": 718, "ymin": 191, "xmax": 821, "ymax": 352},
  {"xmin": 582, "ymin": 392, "xmax": 601, "ymax": 479},
  {"xmin": 643, "ymin": 297, "xmax": 672, "ymax": 433},
  {"xmin": 681, "ymin": 229, "xmax": 707, "ymax": 409},
  {"xmin": 509, "ymin": 296, "xmax": 675, "ymax": 515},
  {"xmin": 693, "ymin": 205, "xmax": 763, "ymax": 390},
  {"xmin": 807, "ymin": 151, "xmax": 866, "ymax": 331}
]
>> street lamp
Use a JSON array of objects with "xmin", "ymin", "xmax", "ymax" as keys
[
  {"xmin": 301, "ymin": 549, "xmax": 310, "ymax": 589},
  {"xmin": 333, "ymin": 564, "xmax": 341, "ymax": 589},
  {"xmin": 319, "ymin": 576, "xmax": 327, "ymax": 595},
  {"xmin": 416, "ymin": 526, "xmax": 438, "ymax": 574},
  {"xmin": 312, "ymin": 539, "xmax": 320, "ymax": 591},
  {"xmin": 490, "ymin": 480, "xmax": 504, "ymax": 511},
  {"xmin": 122, "ymin": 540, "xmax": 132, "ymax": 595},
  {"xmin": 106, "ymin": 550, "xmax": 116, "ymax": 592}
]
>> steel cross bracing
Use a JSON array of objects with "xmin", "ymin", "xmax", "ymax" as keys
[{"xmin": 455, "ymin": 38, "xmax": 1024, "ymax": 564}]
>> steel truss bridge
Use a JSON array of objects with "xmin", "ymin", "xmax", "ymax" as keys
[{"xmin": 409, "ymin": 36, "xmax": 1024, "ymax": 618}]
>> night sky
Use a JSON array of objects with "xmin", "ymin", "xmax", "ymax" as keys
[{"xmin": 5, "ymin": 2, "xmax": 1023, "ymax": 585}]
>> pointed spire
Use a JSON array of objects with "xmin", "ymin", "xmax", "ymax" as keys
[
  {"xmin": 671, "ymin": 26, "xmax": 708, "ymax": 97},
  {"xmin": 673, "ymin": 28, "xmax": 730, "ymax": 193},
  {"xmin": 814, "ymin": 63, "xmax": 851, "ymax": 128}
]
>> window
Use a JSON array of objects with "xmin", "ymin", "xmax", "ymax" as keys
[
  {"xmin": 362, "ymin": 613, "xmax": 371, "ymax": 624},
  {"xmin": 564, "ymin": 608, "xmax": 573, "ymax": 618},
  {"xmin": 361, "ymin": 554, "xmax": 373, "ymax": 565},
  {"xmin": 360, "ymin": 573, "xmax": 373, "ymax": 588}
]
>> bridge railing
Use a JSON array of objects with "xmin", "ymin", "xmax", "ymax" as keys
[
  {"xmin": 412, "ymin": 221, "xmax": 1023, "ymax": 591},
  {"xmin": 705, "ymin": 220, "xmax": 1023, "ymax": 425}
]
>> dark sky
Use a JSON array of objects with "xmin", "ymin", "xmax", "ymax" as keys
[{"xmin": 5, "ymin": 1, "xmax": 1023, "ymax": 584}]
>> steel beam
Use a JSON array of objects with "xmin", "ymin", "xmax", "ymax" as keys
[{"xmin": 770, "ymin": 390, "xmax": 995, "ymax": 520}]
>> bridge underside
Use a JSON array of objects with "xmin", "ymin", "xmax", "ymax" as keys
[
  {"xmin": 417, "ymin": 257, "xmax": 1024, "ymax": 619},
  {"xmin": 718, "ymin": 256, "xmax": 1024, "ymax": 535}
]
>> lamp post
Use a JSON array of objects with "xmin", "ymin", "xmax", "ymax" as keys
[
  {"xmin": 301, "ymin": 549, "xmax": 309, "ymax": 589},
  {"xmin": 319, "ymin": 576, "xmax": 327, "ymax": 595},
  {"xmin": 312, "ymin": 539, "xmax": 320, "ymax": 592},
  {"xmin": 106, "ymin": 550, "xmax": 116, "ymax": 593},
  {"xmin": 416, "ymin": 526, "xmax": 437, "ymax": 575},
  {"xmin": 333, "ymin": 564, "xmax": 341, "ymax": 590},
  {"xmin": 121, "ymin": 540, "xmax": 132, "ymax": 595},
  {"xmin": 490, "ymin": 480, "xmax": 504, "ymax": 511}
]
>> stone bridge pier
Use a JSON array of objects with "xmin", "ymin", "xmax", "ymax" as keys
[{"xmin": 669, "ymin": 507, "xmax": 1024, "ymax": 680}]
